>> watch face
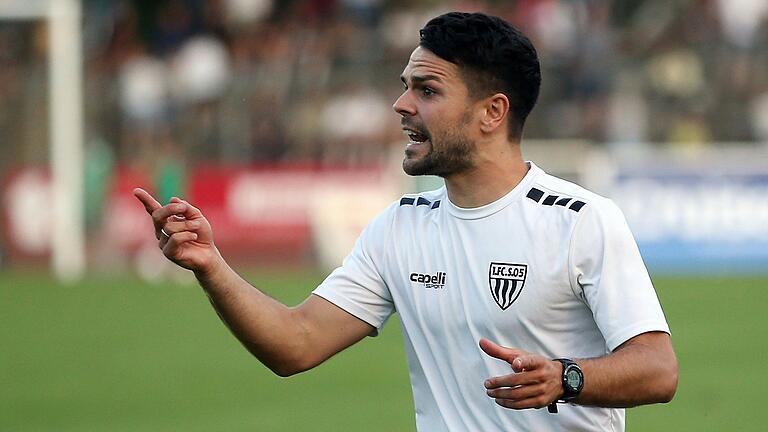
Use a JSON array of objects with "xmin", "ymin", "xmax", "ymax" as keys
[{"xmin": 565, "ymin": 368, "xmax": 582, "ymax": 389}]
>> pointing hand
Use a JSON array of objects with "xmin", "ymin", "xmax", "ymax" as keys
[{"xmin": 133, "ymin": 188, "xmax": 221, "ymax": 273}]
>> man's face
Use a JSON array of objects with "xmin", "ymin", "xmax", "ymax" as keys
[{"xmin": 393, "ymin": 46, "xmax": 477, "ymax": 177}]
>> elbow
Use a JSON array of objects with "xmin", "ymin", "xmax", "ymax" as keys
[
  {"xmin": 259, "ymin": 350, "xmax": 318, "ymax": 378},
  {"xmin": 269, "ymin": 363, "xmax": 304, "ymax": 378},
  {"xmin": 657, "ymin": 380, "xmax": 677, "ymax": 404},
  {"xmin": 244, "ymin": 310, "xmax": 325, "ymax": 377},
  {"xmin": 656, "ymin": 357, "xmax": 679, "ymax": 403}
]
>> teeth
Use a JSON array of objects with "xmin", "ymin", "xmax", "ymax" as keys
[
  {"xmin": 403, "ymin": 128, "xmax": 429, "ymax": 144},
  {"xmin": 406, "ymin": 131, "xmax": 427, "ymax": 143}
]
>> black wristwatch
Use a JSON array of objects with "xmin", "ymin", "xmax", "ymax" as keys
[
  {"xmin": 547, "ymin": 358, "xmax": 584, "ymax": 414},
  {"xmin": 555, "ymin": 358, "xmax": 584, "ymax": 401}
]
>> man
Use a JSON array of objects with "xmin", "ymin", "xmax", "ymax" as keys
[{"xmin": 134, "ymin": 12, "xmax": 677, "ymax": 431}]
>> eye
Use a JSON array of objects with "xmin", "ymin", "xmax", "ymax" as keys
[{"xmin": 422, "ymin": 87, "xmax": 435, "ymax": 96}]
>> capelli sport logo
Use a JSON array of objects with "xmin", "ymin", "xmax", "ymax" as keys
[{"xmin": 409, "ymin": 271, "xmax": 446, "ymax": 289}]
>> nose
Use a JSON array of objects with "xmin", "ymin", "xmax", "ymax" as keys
[{"xmin": 393, "ymin": 91, "xmax": 416, "ymax": 117}]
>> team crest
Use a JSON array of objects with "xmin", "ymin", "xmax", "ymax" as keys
[{"xmin": 488, "ymin": 262, "xmax": 528, "ymax": 310}]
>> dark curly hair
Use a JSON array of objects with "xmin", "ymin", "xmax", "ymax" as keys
[{"xmin": 419, "ymin": 12, "xmax": 541, "ymax": 137}]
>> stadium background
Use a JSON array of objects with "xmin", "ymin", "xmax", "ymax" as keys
[{"xmin": 1, "ymin": 0, "xmax": 767, "ymax": 430}]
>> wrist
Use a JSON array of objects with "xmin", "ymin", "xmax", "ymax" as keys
[
  {"xmin": 194, "ymin": 248, "xmax": 227, "ymax": 285},
  {"xmin": 552, "ymin": 360, "xmax": 566, "ymax": 400}
]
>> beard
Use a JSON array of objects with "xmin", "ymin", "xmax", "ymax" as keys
[{"xmin": 402, "ymin": 113, "xmax": 475, "ymax": 177}]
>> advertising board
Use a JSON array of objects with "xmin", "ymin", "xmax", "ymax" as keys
[{"xmin": 611, "ymin": 169, "xmax": 768, "ymax": 273}]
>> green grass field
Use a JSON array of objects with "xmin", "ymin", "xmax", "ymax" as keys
[{"xmin": 1, "ymin": 270, "xmax": 765, "ymax": 431}]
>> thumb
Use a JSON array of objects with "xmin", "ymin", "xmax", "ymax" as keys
[{"xmin": 479, "ymin": 338, "xmax": 523, "ymax": 365}]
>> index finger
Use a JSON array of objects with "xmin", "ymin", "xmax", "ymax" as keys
[
  {"xmin": 512, "ymin": 355, "xmax": 545, "ymax": 372},
  {"xmin": 484, "ymin": 370, "xmax": 541, "ymax": 389},
  {"xmin": 133, "ymin": 188, "xmax": 162, "ymax": 214}
]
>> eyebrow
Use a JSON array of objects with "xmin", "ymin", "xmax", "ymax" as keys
[{"xmin": 400, "ymin": 74, "xmax": 444, "ymax": 86}]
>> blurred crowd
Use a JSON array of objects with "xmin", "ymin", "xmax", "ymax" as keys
[{"xmin": 1, "ymin": 0, "xmax": 768, "ymax": 173}]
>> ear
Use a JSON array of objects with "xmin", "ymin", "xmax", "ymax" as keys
[{"xmin": 479, "ymin": 93, "xmax": 510, "ymax": 134}]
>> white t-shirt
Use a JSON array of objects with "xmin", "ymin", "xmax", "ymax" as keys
[{"xmin": 313, "ymin": 162, "xmax": 670, "ymax": 432}]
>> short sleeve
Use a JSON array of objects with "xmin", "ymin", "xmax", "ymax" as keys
[
  {"xmin": 569, "ymin": 199, "xmax": 670, "ymax": 351},
  {"xmin": 312, "ymin": 205, "xmax": 396, "ymax": 334}
]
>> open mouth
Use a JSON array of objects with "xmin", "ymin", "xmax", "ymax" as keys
[{"xmin": 404, "ymin": 128, "xmax": 430, "ymax": 144}]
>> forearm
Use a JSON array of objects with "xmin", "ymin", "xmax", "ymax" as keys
[
  {"xmin": 133, "ymin": 191, "xmax": 372, "ymax": 377},
  {"xmin": 194, "ymin": 254, "xmax": 314, "ymax": 376},
  {"xmin": 574, "ymin": 332, "xmax": 678, "ymax": 407}
]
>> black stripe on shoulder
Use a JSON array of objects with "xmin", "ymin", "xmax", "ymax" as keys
[
  {"xmin": 527, "ymin": 187, "xmax": 588, "ymax": 213},
  {"xmin": 542, "ymin": 195, "xmax": 558, "ymax": 206},
  {"xmin": 555, "ymin": 197, "xmax": 572, "ymax": 207},
  {"xmin": 569, "ymin": 200, "xmax": 586, "ymax": 212},
  {"xmin": 401, "ymin": 196, "xmax": 441, "ymax": 211},
  {"xmin": 526, "ymin": 188, "xmax": 545, "ymax": 203}
]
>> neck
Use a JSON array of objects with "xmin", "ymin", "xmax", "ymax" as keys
[{"xmin": 443, "ymin": 142, "xmax": 529, "ymax": 208}]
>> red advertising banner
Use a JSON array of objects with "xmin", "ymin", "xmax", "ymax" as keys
[{"xmin": 2, "ymin": 163, "xmax": 398, "ymax": 268}]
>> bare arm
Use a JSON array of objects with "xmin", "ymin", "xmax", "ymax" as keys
[
  {"xmin": 133, "ymin": 188, "xmax": 374, "ymax": 376},
  {"xmin": 575, "ymin": 331, "xmax": 678, "ymax": 407},
  {"xmin": 481, "ymin": 331, "xmax": 678, "ymax": 409},
  {"xmin": 195, "ymin": 259, "xmax": 373, "ymax": 376}
]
